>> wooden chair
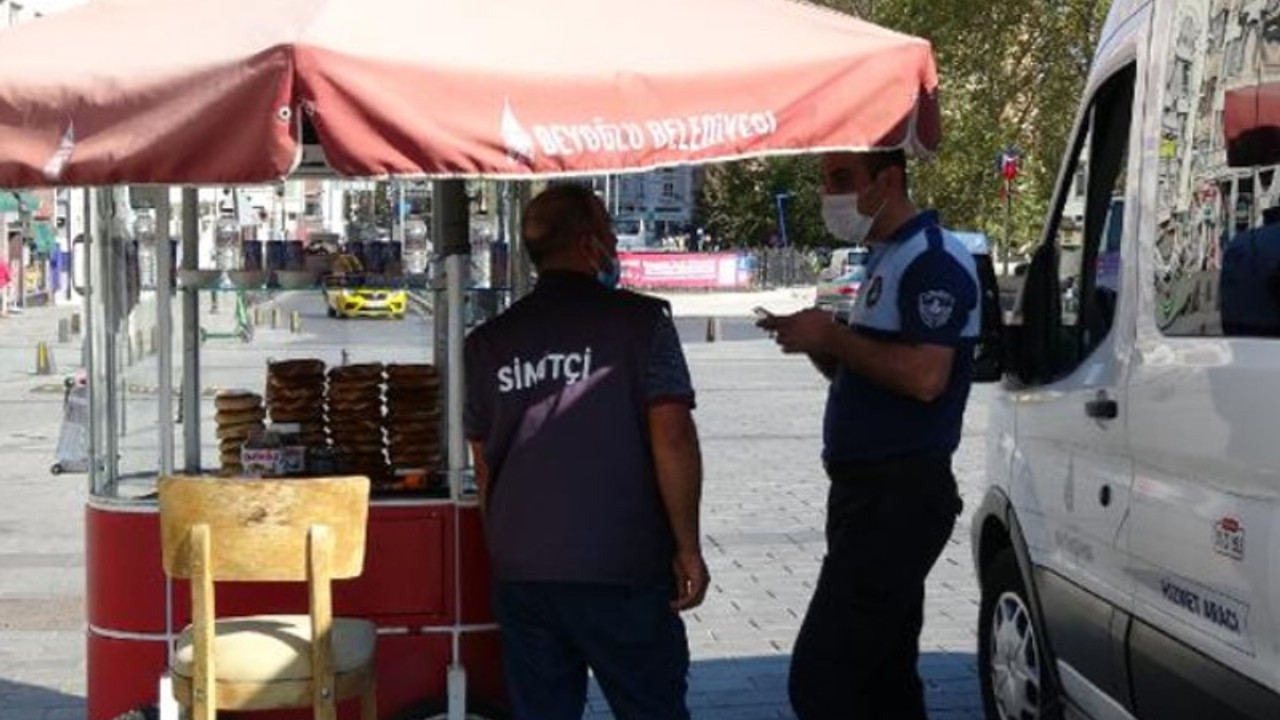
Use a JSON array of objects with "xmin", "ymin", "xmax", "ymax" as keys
[{"xmin": 158, "ymin": 475, "xmax": 376, "ymax": 720}]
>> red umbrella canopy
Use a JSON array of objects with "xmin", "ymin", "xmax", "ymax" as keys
[{"xmin": 0, "ymin": 0, "xmax": 941, "ymax": 186}]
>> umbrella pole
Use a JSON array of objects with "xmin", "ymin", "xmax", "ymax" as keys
[
  {"xmin": 434, "ymin": 179, "xmax": 471, "ymax": 720},
  {"xmin": 181, "ymin": 189, "xmax": 201, "ymax": 473},
  {"xmin": 508, "ymin": 183, "xmax": 532, "ymax": 300}
]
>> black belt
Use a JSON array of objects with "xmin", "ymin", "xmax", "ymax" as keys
[{"xmin": 824, "ymin": 453, "xmax": 952, "ymax": 485}]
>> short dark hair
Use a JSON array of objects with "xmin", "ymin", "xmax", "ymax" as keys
[
  {"xmin": 522, "ymin": 183, "xmax": 601, "ymax": 266},
  {"xmin": 865, "ymin": 149, "xmax": 907, "ymax": 185}
]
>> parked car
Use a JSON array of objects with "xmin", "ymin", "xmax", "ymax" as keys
[
  {"xmin": 970, "ymin": 2, "xmax": 1280, "ymax": 719},
  {"xmin": 815, "ymin": 246, "xmax": 869, "ymax": 321},
  {"xmin": 815, "ymin": 264, "xmax": 866, "ymax": 321}
]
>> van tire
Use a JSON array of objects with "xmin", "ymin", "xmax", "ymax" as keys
[{"xmin": 978, "ymin": 550, "xmax": 1060, "ymax": 720}]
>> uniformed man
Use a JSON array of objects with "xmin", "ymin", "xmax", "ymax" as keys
[
  {"xmin": 464, "ymin": 183, "xmax": 708, "ymax": 720},
  {"xmin": 1220, "ymin": 204, "xmax": 1280, "ymax": 337},
  {"xmin": 758, "ymin": 149, "xmax": 978, "ymax": 720}
]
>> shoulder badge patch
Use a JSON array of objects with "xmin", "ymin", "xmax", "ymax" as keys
[{"xmin": 918, "ymin": 289, "xmax": 956, "ymax": 329}]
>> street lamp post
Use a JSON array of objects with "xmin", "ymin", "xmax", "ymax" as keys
[
  {"xmin": 774, "ymin": 192, "xmax": 794, "ymax": 247},
  {"xmin": 772, "ymin": 191, "xmax": 799, "ymax": 286}
]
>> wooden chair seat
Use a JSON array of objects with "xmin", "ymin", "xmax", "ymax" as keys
[
  {"xmin": 170, "ymin": 615, "xmax": 376, "ymax": 711},
  {"xmin": 173, "ymin": 614, "xmax": 377, "ymax": 681}
]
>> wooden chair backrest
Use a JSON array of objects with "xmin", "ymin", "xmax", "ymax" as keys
[{"xmin": 159, "ymin": 476, "xmax": 370, "ymax": 582}]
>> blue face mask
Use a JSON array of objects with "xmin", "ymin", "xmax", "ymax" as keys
[
  {"xmin": 596, "ymin": 254, "xmax": 621, "ymax": 290},
  {"xmin": 593, "ymin": 239, "xmax": 621, "ymax": 289}
]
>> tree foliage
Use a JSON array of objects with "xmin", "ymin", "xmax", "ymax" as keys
[
  {"xmin": 696, "ymin": 0, "xmax": 1110, "ymax": 254},
  {"xmin": 697, "ymin": 155, "xmax": 824, "ymax": 248}
]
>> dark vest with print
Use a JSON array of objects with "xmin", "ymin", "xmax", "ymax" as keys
[{"xmin": 465, "ymin": 272, "xmax": 674, "ymax": 585}]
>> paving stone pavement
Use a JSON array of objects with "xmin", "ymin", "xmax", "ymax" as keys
[
  {"xmin": 586, "ymin": 339, "xmax": 986, "ymax": 720},
  {"xmin": 0, "ymin": 313, "xmax": 988, "ymax": 720}
]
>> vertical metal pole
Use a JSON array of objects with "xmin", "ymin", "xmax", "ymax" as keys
[
  {"xmin": 433, "ymin": 179, "xmax": 471, "ymax": 720},
  {"xmin": 278, "ymin": 182, "xmax": 287, "ymax": 240},
  {"xmin": 1003, "ymin": 181, "xmax": 1012, "ymax": 276},
  {"xmin": 495, "ymin": 181, "xmax": 507, "ymax": 248},
  {"xmin": 16, "ymin": 197, "xmax": 29, "ymax": 309},
  {"xmin": 435, "ymin": 180, "xmax": 470, "ymax": 483},
  {"xmin": 95, "ymin": 189, "xmax": 121, "ymax": 493},
  {"xmin": 156, "ymin": 192, "xmax": 175, "ymax": 477},
  {"xmin": 508, "ymin": 183, "xmax": 532, "ymax": 299},
  {"xmin": 181, "ymin": 188, "xmax": 201, "ymax": 473},
  {"xmin": 775, "ymin": 193, "xmax": 790, "ymax": 248},
  {"xmin": 395, "ymin": 180, "xmax": 406, "ymax": 245},
  {"xmin": 63, "ymin": 189, "xmax": 73, "ymax": 302},
  {"xmin": 83, "ymin": 190, "xmax": 97, "ymax": 495},
  {"xmin": 117, "ymin": 192, "xmax": 128, "ymax": 439}
]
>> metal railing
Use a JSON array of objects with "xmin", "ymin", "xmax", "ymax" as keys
[{"xmin": 750, "ymin": 248, "xmax": 820, "ymax": 289}]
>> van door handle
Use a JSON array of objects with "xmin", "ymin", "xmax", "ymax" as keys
[{"xmin": 1085, "ymin": 395, "xmax": 1118, "ymax": 420}]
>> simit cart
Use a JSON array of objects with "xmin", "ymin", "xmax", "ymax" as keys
[{"xmin": 0, "ymin": 0, "xmax": 942, "ymax": 718}]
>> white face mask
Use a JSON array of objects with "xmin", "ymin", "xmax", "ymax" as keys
[{"xmin": 821, "ymin": 193, "xmax": 880, "ymax": 244}]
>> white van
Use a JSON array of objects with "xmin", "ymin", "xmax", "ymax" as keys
[{"xmin": 971, "ymin": 1, "xmax": 1280, "ymax": 719}]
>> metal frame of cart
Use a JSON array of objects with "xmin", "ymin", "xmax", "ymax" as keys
[{"xmin": 78, "ymin": 181, "xmax": 522, "ymax": 720}]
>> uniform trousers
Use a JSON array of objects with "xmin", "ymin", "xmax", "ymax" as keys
[{"xmin": 789, "ymin": 454, "xmax": 962, "ymax": 720}]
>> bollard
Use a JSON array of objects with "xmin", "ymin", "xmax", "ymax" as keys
[
  {"xmin": 57, "ymin": 319, "xmax": 71, "ymax": 344},
  {"xmin": 150, "ymin": 327, "xmax": 159, "ymax": 355},
  {"xmin": 35, "ymin": 342, "xmax": 54, "ymax": 375},
  {"xmin": 125, "ymin": 336, "xmax": 135, "ymax": 367},
  {"xmin": 271, "ymin": 307, "xmax": 280, "ymax": 329},
  {"xmin": 136, "ymin": 330, "xmax": 146, "ymax": 359},
  {"xmin": 70, "ymin": 312, "xmax": 81, "ymax": 335},
  {"xmin": 290, "ymin": 311, "xmax": 302, "ymax": 334},
  {"xmin": 253, "ymin": 307, "xmax": 263, "ymax": 326},
  {"xmin": 705, "ymin": 317, "xmax": 720, "ymax": 343}
]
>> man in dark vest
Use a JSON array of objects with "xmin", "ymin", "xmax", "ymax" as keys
[{"xmin": 464, "ymin": 183, "xmax": 708, "ymax": 720}]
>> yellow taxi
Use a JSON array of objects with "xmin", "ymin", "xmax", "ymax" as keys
[{"xmin": 323, "ymin": 254, "xmax": 408, "ymax": 319}]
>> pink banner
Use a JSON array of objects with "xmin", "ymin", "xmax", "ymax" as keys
[{"xmin": 620, "ymin": 252, "xmax": 752, "ymax": 290}]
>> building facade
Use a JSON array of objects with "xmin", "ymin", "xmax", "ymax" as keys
[{"xmin": 582, "ymin": 167, "xmax": 702, "ymax": 248}]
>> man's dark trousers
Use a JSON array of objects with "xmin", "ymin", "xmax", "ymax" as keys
[
  {"xmin": 494, "ymin": 581, "xmax": 691, "ymax": 720},
  {"xmin": 789, "ymin": 455, "xmax": 961, "ymax": 720}
]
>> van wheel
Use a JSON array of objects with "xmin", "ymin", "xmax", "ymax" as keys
[{"xmin": 978, "ymin": 550, "xmax": 1059, "ymax": 720}]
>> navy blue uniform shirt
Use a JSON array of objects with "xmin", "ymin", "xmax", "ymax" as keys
[{"xmin": 823, "ymin": 211, "xmax": 980, "ymax": 465}]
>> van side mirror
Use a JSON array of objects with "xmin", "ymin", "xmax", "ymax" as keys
[{"xmin": 972, "ymin": 252, "xmax": 1005, "ymax": 383}]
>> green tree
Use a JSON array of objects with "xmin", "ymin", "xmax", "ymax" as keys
[
  {"xmin": 696, "ymin": 0, "xmax": 1110, "ymax": 261},
  {"xmin": 698, "ymin": 155, "xmax": 825, "ymax": 248}
]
